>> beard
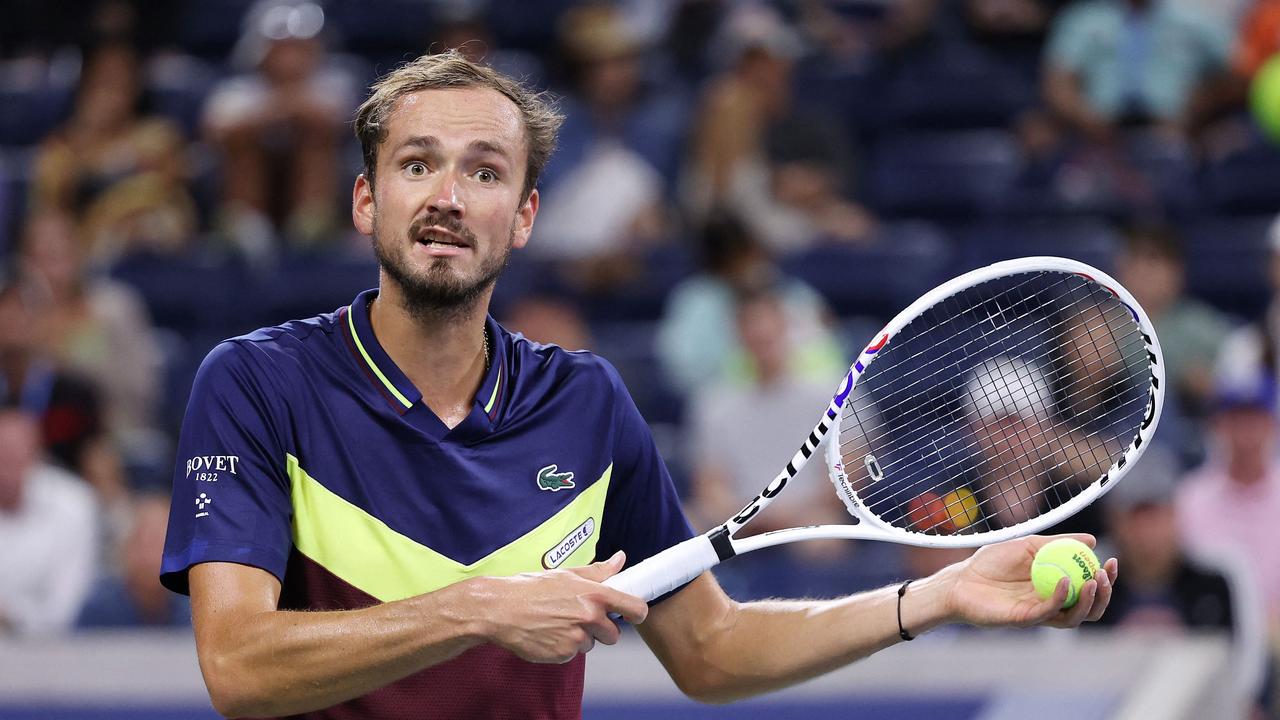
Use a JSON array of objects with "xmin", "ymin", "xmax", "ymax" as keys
[{"xmin": 371, "ymin": 211, "xmax": 514, "ymax": 322}]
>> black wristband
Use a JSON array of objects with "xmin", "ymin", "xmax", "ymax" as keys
[{"xmin": 896, "ymin": 580, "xmax": 915, "ymax": 641}]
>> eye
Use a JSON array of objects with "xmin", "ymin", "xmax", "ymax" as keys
[
  {"xmin": 405, "ymin": 162, "xmax": 428, "ymax": 177},
  {"xmin": 475, "ymin": 168, "xmax": 497, "ymax": 184}
]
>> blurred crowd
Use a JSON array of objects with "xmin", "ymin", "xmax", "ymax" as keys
[{"xmin": 2, "ymin": 0, "xmax": 1280, "ymax": 714}]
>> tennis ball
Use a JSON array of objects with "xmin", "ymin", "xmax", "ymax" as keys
[
  {"xmin": 1250, "ymin": 53, "xmax": 1280, "ymax": 144},
  {"xmin": 1031, "ymin": 538, "xmax": 1100, "ymax": 609}
]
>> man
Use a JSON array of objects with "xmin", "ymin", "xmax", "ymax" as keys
[
  {"xmin": 0, "ymin": 405, "xmax": 98, "ymax": 636},
  {"xmin": 1177, "ymin": 372, "xmax": 1280, "ymax": 630},
  {"xmin": 161, "ymin": 51, "xmax": 1116, "ymax": 719}
]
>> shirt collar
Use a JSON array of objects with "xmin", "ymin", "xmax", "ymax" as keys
[{"xmin": 341, "ymin": 289, "xmax": 509, "ymax": 427}]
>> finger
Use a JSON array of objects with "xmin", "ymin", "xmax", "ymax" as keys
[
  {"xmin": 1104, "ymin": 557, "xmax": 1118, "ymax": 585},
  {"xmin": 1024, "ymin": 533, "xmax": 1097, "ymax": 551},
  {"xmin": 1055, "ymin": 579, "xmax": 1098, "ymax": 628},
  {"xmin": 596, "ymin": 587, "xmax": 649, "ymax": 625},
  {"xmin": 565, "ymin": 551, "xmax": 626, "ymax": 583},
  {"xmin": 1026, "ymin": 576, "xmax": 1072, "ymax": 625},
  {"xmin": 1086, "ymin": 563, "xmax": 1114, "ymax": 622},
  {"xmin": 581, "ymin": 613, "xmax": 623, "ymax": 646}
]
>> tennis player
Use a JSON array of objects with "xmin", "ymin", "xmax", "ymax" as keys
[{"xmin": 160, "ymin": 51, "xmax": 1117, "ymax": 719}]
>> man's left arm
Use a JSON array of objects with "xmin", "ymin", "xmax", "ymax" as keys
[{"xmin": 636, "ymin": 534, "xmax": 1117, "ymax": 704}]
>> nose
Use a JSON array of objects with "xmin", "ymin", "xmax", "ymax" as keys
[{"xmin": 427, "ymin": 173, "xmax": 466, "ymax": 218}]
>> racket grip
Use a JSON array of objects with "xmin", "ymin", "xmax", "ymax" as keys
[{"xmin": 604, "ymin": 534, "xmax": 722, "ymax": 603}]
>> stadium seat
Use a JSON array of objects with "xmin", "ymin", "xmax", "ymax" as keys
[
  {"xmin": 781, "ymin": 221, "xmax": 955, "ymax": 318},
  {"xmin": 110, "ymin": 250, "xmax": 246, "ymax": 334},
  {"xmin": 177, "ymin": 0, "xmax": 258, "ymax": 60},
  {"xmin": 1182, "ymin": 214, "xmax": 1275, "ymax": 319},
  {"xmin": 867, "ymin": 129, "xmax": 1021, "ymax": 218},
  {"xmin": 591, "ymin": 320, "xmax": 685, "ymax": 426},
  {"xmin": 0, "ymin": 73, "xmax": 74, "ymax": 147},
  {"xmin": 884, "ymin": 45, "xmax": 1036, "ymax": 130},
  {"xmin": 953, "ymin": 216, "xmax": 1121, "ymax": 273},
  {"xmin": 146, "ymin": 54, "xmax": 220, "ymax": 139},
  {"xmin": 329, "ymin": 0, "xmax": 437, "ymax": 63},
  {"xmin": 1204, "ymin": 134, "xmax": 1280, "ymax": 214}
]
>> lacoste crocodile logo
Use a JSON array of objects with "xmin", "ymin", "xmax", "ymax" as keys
[{"xmin": 536, "ymin": 464, "xmax": 576, "ymax": 492}]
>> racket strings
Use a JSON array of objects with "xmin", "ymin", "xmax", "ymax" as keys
[
  {"xmin": 846, "ymin": 290, "xmax": 1142, "ymax": 489},
  {"xmin": 851, "ymin": 343, "xmax": 1147, "ymax": 535},
  {"xmin": 835, "ymin": 271, "xmax": 1150, "ymax": 535},
  {"xmin": 856, "ymin": 307, "xmax": 1141, "ymax": 476},
  {"xmin": 845, "ymin": 274, "xmax": 1133, "ymax": 467},
  {"xmin": 853, "ymin": 317, "xmax": 1142, "ymax": 527},
  {"xmin": 864, "ymin": 327, "xmax": 1148, "ymax": 494}
]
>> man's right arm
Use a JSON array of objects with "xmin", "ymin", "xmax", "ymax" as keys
[{"xmin": 191, "ymin": 553, "xmax": 646, "ymax": 719}]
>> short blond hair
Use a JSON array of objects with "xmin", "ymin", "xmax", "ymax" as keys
[{"xmin": 354, "ymin": 51, "xmax": 562, "ymax": 202}]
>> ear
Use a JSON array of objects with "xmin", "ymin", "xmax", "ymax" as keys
[
  {"xmin": 511, "ymin": 188, "xmax": 539, "ymax": 250},
  {"xmin": 352, "ymin": 174, "xmax": 375, "ymax": 236}
]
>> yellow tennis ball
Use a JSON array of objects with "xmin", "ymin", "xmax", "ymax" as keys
[{"xmin": 1031, "ymin": 538, "xmax": 1100, "ymax": 609}]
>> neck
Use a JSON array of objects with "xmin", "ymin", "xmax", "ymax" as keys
[{"xmin": 369, "ymin": 278, "xmax": 491, "ymax": 428}]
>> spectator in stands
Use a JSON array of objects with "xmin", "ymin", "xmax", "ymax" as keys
[
  {"xmin": 0, "ymin": 406, "xmax": 98, "ymax": 636},
  {"xmin": 686, "ymin": 4, "xmax": 873, "ymax": 252},
  {"xmin": 78, "ymin": 493, "xmax": 190, "ymax": 628},
  {"xmin": 1116, "ymin": 225, "xmax": 1232, "ymax": 419},
  {"xmin": 1177, "ymin": 370, "xmax": 1280, "ymax": 631},
  {"xmin": 656, "ymin": 213, "xmax": 843, "ymax": 395},
  {"xmin": 204, "ymin": 0, "xmax": 355, "ymax": 256},
  {"xmin": 0, "ymin": 274, "xmax": 118, "ymax": 490},
  {"xmin": 19, "ymin": 210, "xmax": 162, "ymax": 446},
  {"xmin": 1043, "ymin": 0, "xmax": 1232, "ymax": 140},
  {"xmin": 30, "ymin": 39, "xmax": 195, "ymax": 264},
  {"xmin": 1099, "ymin": 445, "xmax": 1270, "ymax": 713},
  {"xmin": 683, "ymin": 4, "xmax": 801, "ymax": 221},
  {"xmin": 686, "ymin": 282, "xmax": 853, "ymax": 599},
  {"xmin": 531, "ymin": 3, "xmax": 673, "ymax": 271}
]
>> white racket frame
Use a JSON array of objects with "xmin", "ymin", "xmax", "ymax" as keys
[{"xmin": 605, "ymin": 256, "xmax": 1165, "ymax": 602}]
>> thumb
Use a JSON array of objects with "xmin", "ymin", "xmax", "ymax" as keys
[{"xmin": 566, "ymin": 551, "xmax": 626, "ymax": 582}]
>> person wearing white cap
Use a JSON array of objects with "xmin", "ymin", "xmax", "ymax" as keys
[{"xmin": 203, "ymin": 0, "xmax": 357, "ymax": 258}]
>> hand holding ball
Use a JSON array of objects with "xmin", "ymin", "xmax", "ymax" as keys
[{"xmin": 1031, "ymin": 538, "xmax": 1101, "ymax": 609}]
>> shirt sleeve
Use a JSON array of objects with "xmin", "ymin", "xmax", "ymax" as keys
[
  {"xmin": 1045, "ymin": 4, "xmax": 1094, "ymax": 73},
  {"xmin": 160, "ymin": 340, "xmax": 294, "ymax": 595},
  {"xmin": 595, "ymin": 360, "xmax": 696, "ymax": 603}
]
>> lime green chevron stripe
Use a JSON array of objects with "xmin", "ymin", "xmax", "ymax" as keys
[
  {"xmin": 287, "ymin": 454, "xmax": 610, "ymax": 602},
  {"xmin": 347, "ymin": 305, "xmax": 412, "ymax": 409},
  {"xmin": 483, "ymin": 367, "xmax": 501, "ymax": 414}
]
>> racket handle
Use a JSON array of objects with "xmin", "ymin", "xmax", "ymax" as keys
[{"xmin": 604, "ymin": 534, "xmax": 722, "ymax": 603}]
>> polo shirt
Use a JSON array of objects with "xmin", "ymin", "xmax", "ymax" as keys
[{"xmin": 161, "ymin": 288, "xmax": 694, "ymax": 719}]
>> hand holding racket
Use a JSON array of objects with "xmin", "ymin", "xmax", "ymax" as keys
[{"xmin": 606, "ymin": 256, "xmax": 1161, "ymax": 603}]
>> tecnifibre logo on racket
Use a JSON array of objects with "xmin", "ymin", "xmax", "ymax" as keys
[{"xmin": 536, "ymin": 464, "xmax": 576, "ymax": 492}]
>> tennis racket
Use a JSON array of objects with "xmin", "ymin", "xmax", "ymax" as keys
[{"xmin": 605, "ymin": 256, "xmax": 1164, "ymax": 602}]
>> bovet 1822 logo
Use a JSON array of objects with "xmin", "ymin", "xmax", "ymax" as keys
[
  {"xmin": 186, "ymin": 455, "xmax": 241, "ymax": 482},
  {"xmin": 543, "ymin": 517, "xmax": 595, "ymax": 569}
]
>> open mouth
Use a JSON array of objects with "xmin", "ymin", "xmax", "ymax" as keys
[{"xmin": 415, "ymin": 228, "xmax": 470, "ymax": 250}]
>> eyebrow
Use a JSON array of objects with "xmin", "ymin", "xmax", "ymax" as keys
[{"xmin": 396, "ymin": 135, "xmax": 513, "ymax": 164}]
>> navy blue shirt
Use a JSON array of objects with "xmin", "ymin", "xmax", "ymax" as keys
[{"xmin": 161, "ymin": 288, "xmax": 693, "ymax": 720}]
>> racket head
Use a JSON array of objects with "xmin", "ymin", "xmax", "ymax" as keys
[{"xmin": 825, "ymin": 256, "xmax": 1165, "ymax": 548}]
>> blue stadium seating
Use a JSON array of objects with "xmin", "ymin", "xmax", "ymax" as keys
[
  {"xmin": 0, "ymin": 78, "xmax": 73, "ymax": 147},
  {"xmin": 952, "ymin": 216, "xmax": 1121, "ymax": 273},
  {"xmin": 781, "ymin": 220, "xmax": 955, "ymax": 317},
  {"xmin": 884, "ymin": 46, "xmax": 1036, "ymax": 130},
  {"xmin": 867, "ymin": 130, "xmax": 1020, "ymax": 218},
  {"xmin": 1182, "ymin": 214, "xmax": 1275, "ymax": 320},
  {"xmin": 177, "ymin": 0, "xmax": 258, "ymax": 60},
  {"xmin": 1204, "ymin": 133, "xmax": 1280, "ymax": 214}
]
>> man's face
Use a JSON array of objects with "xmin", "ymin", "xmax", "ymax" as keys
[
  {"xmin": 0, "ymin": 411, "xmax": 39, "ymax": 512},
  {"xmin": 353, "ymin": 87, "xmax": 537, "ymax": 316}
]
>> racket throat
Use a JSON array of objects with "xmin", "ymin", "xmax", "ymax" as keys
[{"xmin": 709, "ymin": 526, "xmax": 737, "ymax": 561}]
